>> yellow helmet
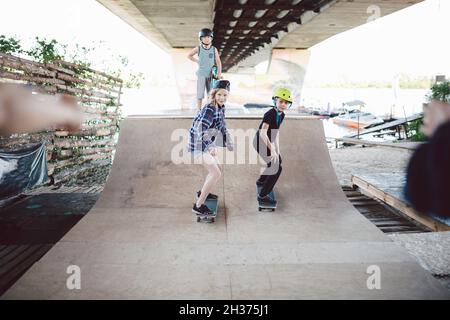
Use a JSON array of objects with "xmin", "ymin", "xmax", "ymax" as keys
[{"xmin": 273, "ymin": 87, "xmax": 293, "ymax": 103}]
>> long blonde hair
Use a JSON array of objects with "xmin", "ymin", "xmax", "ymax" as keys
[
  {"xmin": 208, "ymin": 88, "xmax": 229, "ymax": 108},
  {"xmin": 208, "ymin": 88, "xmax": 220, "ymax": 107}
]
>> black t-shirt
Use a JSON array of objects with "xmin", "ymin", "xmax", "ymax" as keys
[{"xmin": 254, "ymin": 107, "xmax": 285, "ymax": 154}]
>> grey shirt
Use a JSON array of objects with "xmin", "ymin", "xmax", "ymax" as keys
[{"xmin": 197, "ymin": 45, "xmax": 215, "ymax": 77}]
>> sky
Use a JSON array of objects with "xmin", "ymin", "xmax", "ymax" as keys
[
  {"xmin": 0, "ymin": 0, "xmax": 172, "ymax": 77},
  {"xmin": 306, "ymin": 0, "xmax": 450, "ymax": 83},
  {"xmin": 0, "ymin": 0, "xmax": 449, "ymax": 114}
]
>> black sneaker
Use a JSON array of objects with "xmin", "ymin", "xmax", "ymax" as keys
[
  {"xmin": 196, "ymin": 190, "xmax": 218, "ymax": 200},
  {"xmin": 192, "ymin": 203, "xmax": 213, "ymax": 216},
  {"xmin": 258, "ymin": 194, "xmax": 277, "ymax": 206}
]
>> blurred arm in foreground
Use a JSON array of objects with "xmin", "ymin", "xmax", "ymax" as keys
[
  {"xmin": 0, "ymin": 84, "xmax": 83, "ymax": 136},
  {"xmin": 405, "ymin": 100, "xmax": 450, "ymax": 218}
]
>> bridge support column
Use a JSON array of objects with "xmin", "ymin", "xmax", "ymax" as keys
[
  {"xmin": 267, "ymin": 48, "xmax": 311, "ymax": 105},
  {"xmin": 170, "ymin": 48, "xmax": 199, "ymax": 109}
]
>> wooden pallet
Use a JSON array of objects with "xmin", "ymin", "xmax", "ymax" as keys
[
  {"xmin": 351, "ymin": 175, "xmax": 450, "ymax": 232},
  {"xmin": 343, "ymin": 186, "xmax": 430, "ymax": 234}
]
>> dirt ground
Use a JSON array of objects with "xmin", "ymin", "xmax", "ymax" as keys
[{"xmin": 328, "ymin": 145, "xmax": 413, "ymax": 186}]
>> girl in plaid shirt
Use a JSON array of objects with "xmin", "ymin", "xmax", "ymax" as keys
[{"xmin": 188, "ymin": 80, "xmax": 233, "ymax": 216}]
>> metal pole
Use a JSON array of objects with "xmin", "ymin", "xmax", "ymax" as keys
[{"xmin": 357, "ymin": 105, "xmax": 361, "ymax": 139}]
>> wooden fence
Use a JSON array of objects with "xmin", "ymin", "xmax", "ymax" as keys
[{"xmin": 0, "ymin": 52, "xmax": 123, "ymax": 184}]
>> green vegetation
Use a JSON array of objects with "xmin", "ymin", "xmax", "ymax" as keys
[
  {"xmin": 27, "ymin": 37, "xmax": 65, "ymax": 63},
  {"xmin": 0, "ymin": 35, "xmax": 22, "ymax": 55},
  {"xmin": 408, "ymin": 81, "xmax": 449, "ymax": 142},
  {"xmin": 0, "ymin": 34, "xmax": 144, "ymax": 89},
  {"xmin": 408, "ymin": 118, "xmax": 427, "ymax": 142},
  {"xmin": 427, "ymin": 81, "xmax": 450, "ymax": 103}
]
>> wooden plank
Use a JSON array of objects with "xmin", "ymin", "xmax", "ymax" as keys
[
  {"xmin": 56, "ymin": 146, "xmax": 114, "ymax": 158},
  {"xmin": 347, "ymin": 196, "xmax": 373, "ymax": 201},
  {"xmin": 352, "ymin": 175, "xmax": 450, "ymax": 232},
  {"xmin": 361, "ymin": 212, "xmax": 389, "ymax": 217},
  {"xmin": 379, "ymin": 226, "xmax": 422, "ymax": 232},
  {"xmin": 0, "ymin": 245, "xmax": 31, "ymax": 269},
  {"xmin": 374, "ymin": 221, "xmax": 412, "ymax": 227},
  {"xmin": 55, "ymin": 84, "xmax": 118, "ymax": 100},
  {"xmin": 0, "ymin": 244, "xmax": 51, "ymax": 294},
  {"xmin": 0, "ymin": 245, "xmax": 19, "ymax": 260},
  {"xmin": 344, "ymin": 191, "xmax": 364, "ymax": 197},
  {"xmin": 52, "ymin": 152, "xmax": 112, "ymax": 168},
  {"xmin": 45, "ymin": 63, "xmax": 76, "ymax": 76},
  {"xmin": 54, "ymin": 138, "xmax": 115, "ymax": 149},
  {"xmin": 0, "ymin": 70, "xmax": 65, "ymax": 85},
  {"xmin": 336, "ymin": 138, "xmax": 421, "ymax": 150},
  {"xmin": 92, "ymin": 186, "xmax": 103, "ymax": 193},
  {"xmin": 0, "ymin": 53, "xmax": 47, "ymax": 69},
  {"xmin": 54, "ymin": 127, "xmax": 115, "ymax": 137},
  {"xmin": 56, "ymin": 73, "xmax": 121, "ymax": 94},
  {"xmin": 370, "ymin": 217, "xmax": 404, "ymax": 222},
  {"xmin": 81, "ymin": 105, "xmax": 119, "ymax": 115},
  {"xmin": 344, "ymin": 113, "xmax": 423, "ymax": 138},
  {"xmin": 0, "ymin": 58, "xmax": 57, "ymax": 77},
  {"xmin": 351, "ymin": 201, "xmax": 380, "ymax": 207}
]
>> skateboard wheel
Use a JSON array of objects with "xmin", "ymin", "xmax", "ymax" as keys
[
  {"xmin": 212, "ymin": 218, "xmax": 215, "ymax": 223},
  {"xmin": 258, "ymin": 208, "xmax": 262, "ymax": 212},
  {"xmin": 197, "ymin": 217, "xmax": 201, "ymax": 222}
]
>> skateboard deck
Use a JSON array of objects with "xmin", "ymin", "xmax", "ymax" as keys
[
  {"xmin": 257, "ymin": 185, "xmax": 276, "ymax": 212},
  {"xmin": 196, "ymin": 197, "xmax": 218, "ymax": 223},
  {"xmin": 210, "ymin": 65, "xmax": 219, "ymax": 88}
]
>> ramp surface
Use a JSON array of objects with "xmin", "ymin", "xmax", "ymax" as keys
[{"xmin": 3, "ymin": 117, "xmax": 449, "ymax": 299}]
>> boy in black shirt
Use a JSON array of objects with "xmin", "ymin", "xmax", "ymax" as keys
[{"xmin": 253, "ymin": 88, "xmax": 292, "ymax": 206}]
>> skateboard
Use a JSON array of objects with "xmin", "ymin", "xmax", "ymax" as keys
[
  {"xmin": 196, "ymin": 197, "xmax": 218, "ymax": 223},
  {"xmin": 210, "ymin": 65, "xmax": 219, "ymax": 88},
  {"xmin": 211, "ymin": 65, "xmax": 219, "ymax": 79},
  {"xmin": 257, "ymin": 185, "xmax": 276, "ymax": 212}
]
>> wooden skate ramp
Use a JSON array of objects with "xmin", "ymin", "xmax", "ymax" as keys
[{"xmin": 3, "ymin": 116, "xmax": 449, "ymax": 299}]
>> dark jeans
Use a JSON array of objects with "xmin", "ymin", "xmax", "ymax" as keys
[{"xmin": 253, "ymin": 136, "xmax": 282, "ymax": 197}]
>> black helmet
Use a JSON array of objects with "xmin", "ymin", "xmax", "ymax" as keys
[
  {"xmin": 213, "ymin": 80, "xmax": 230, "ymax": 92},
  {"xmin": 199, "ymin": 28, "xmax": 213, "ymax": 39}
]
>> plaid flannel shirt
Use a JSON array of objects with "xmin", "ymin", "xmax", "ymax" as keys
[{"xmin": 187, "ymin": 103, "xmax": 232, "ymax": 153}]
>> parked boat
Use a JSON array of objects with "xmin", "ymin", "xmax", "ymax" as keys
[{"xmin": 332, "ymin": 109, "xmax": 384, "ymax": 129}]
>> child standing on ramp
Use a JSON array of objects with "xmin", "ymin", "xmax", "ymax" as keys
[
  {"xmin": 253, "ymin": 88, "xmax": 292, "ymax": 208},
  {"xmin": 187, "ymin": 28, "xmax": 222, "ymax": 110},
  {"xmin": 187, "ymin": 80, "xmax": 233, "ymax": 216}
]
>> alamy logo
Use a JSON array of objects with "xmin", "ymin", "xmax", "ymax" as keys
[
  {"xmin": 367, "ymin": 5, "xmax": 382, "ymax": 22},
  {"xmin": 366, "ymin": 265, "xmax": 381, "ymax": 290},
  {"xmin": 171, "ymin": 128, "xmax": 281, "ymax": 176},
  {"xmin": 66, "ymin": 265, "xmax": 81, "ymax": 290}
]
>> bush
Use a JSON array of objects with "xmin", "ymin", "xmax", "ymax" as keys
[
  {"xmin": 0, "ymin": 34, "xmax": 144, "ymax": 88},
  {"xmin": 427, "ymin": 81, "xmax": 450, "ymax": 103},
  {"xmin": 408, "ymin": 118, "xmax": 427, "ymax": 142},
  {"xmin": 27, "ymin": 37, "xmax": 65, "ymax": 64},
  {"xmin": 411, "ymin": 81, "xmax": 450, "ymax": 141},
  {"xmin": 0, "ymin": 35, "xmax": 22, "ymax": 55}
]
